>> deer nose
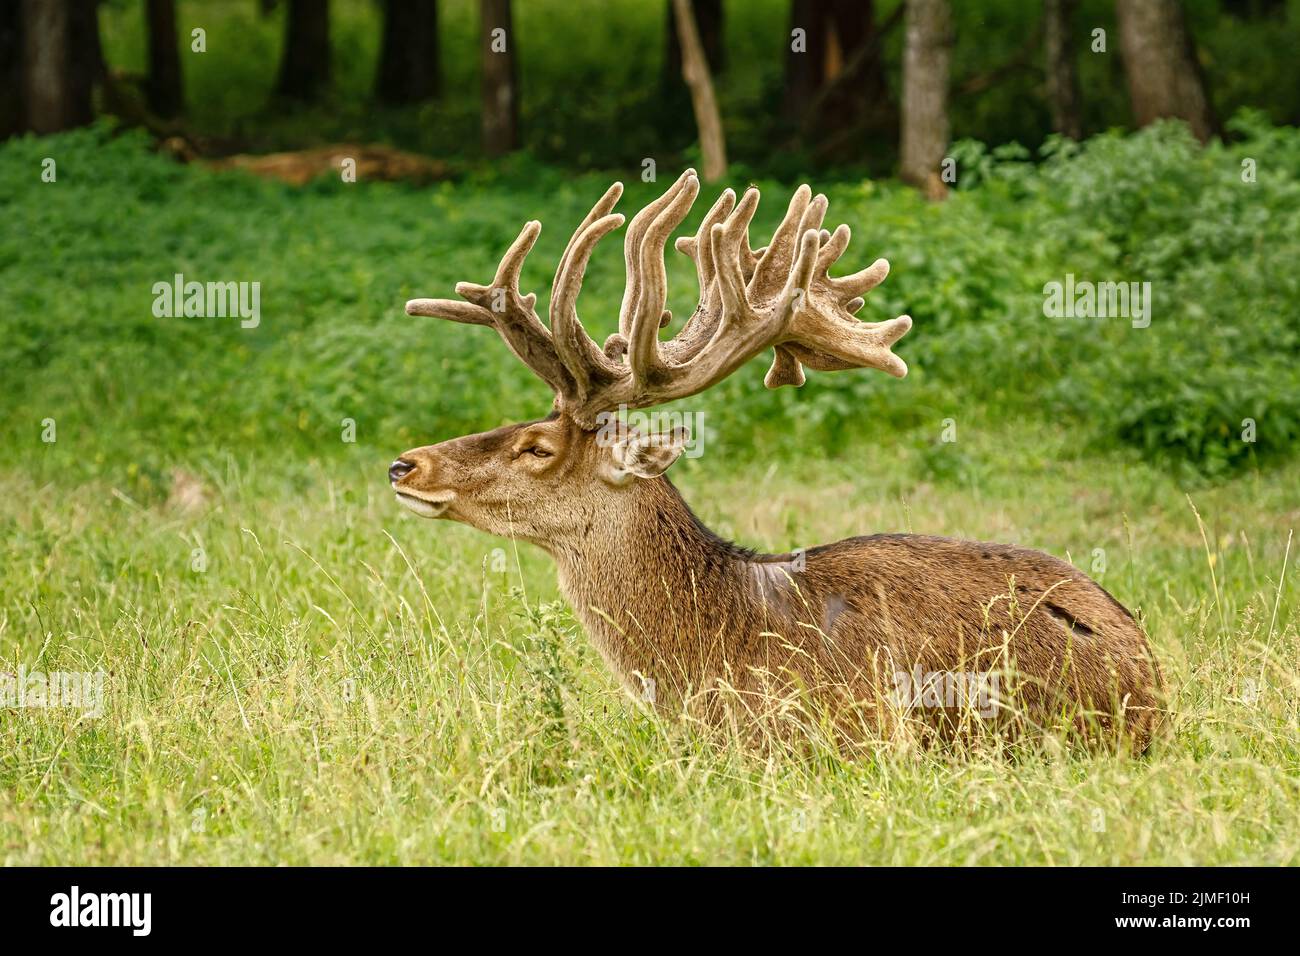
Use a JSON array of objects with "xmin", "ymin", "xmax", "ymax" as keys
[{"xmin": 388, "ymin": 458, "xmax": 416, "ymax": 483}]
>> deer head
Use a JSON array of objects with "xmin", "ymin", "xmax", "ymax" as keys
[{"xmin": 389, "ymin": 169, "xmax": 911, "ymax": 547}]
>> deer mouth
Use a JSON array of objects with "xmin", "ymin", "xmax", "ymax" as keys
[{"xmin": 394, "ymin": 491, "xmax": 454, "ymax": 518}]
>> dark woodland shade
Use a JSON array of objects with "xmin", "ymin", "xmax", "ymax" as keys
[
  {"xmin": 375, "ymin": 0, "xmax": 440, "ymax": 105},
  {"xmin": 275, "ymin": 0, "xmax": 331, "ymax": 102},
  {"xmin": 0, "ymin": 0, "xmax": 1243, "ymax": 190},
  {"xmin": 0, "ymin": 1, "xmax": 22, "ymax": 138},
  {"xmin": 783, "ymin": 0, "xmax": 895, "ymax": 146},
  {"xmin": 145, "ymin": 0, "xmax": 183, "ymax": 118}
]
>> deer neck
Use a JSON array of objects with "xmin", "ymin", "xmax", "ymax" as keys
[{"xmin": 548, "ymin": 478, "xmax": 797, "ymax": 701}]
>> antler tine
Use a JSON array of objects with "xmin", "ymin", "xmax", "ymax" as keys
[
  {"xmin": 550, "ymin": 212, "xmax": 627, "ymax": 397},
  {"xmin": 781, "ymin": 234, "xmax": 911, "ymax": 379},
  {"xmin": 831, "ymin": 256, "xmax": 891, "ymax": 299},
  {"xmin": 625, "ymin": 173, "xmax": 700, "ymax": 385},
  {"xmin": 781, "ymin": 313, "xmax": 912, "ymax": 378},
  {"xmin": 761, "ymin": 227, "xmax": 826, "ymax": 387},
  {"xmin": 553, "ymin": 182, "xmax": 623, "ymax": 302},
  {"xmin": 674, "ymin": 187, "xmax": 736, "ymax": 307},
  {"xmin": 625, "ymin": 182, "xmax": 909, "ymax": 410},
  {"xmin": 469, "ymin": 220, "xmax": 539, "ymax": 301},
  {"xmin": 785, "ymin": 226, "xmax": 822, "ymax": 308},
  {"xmin": 406, "ymin": 221, "xmax": 576, "ymax": 395},
  {"xmin": 708, "ymin": 186, "xmax": 760, "ymax": 330},
  {"xmin": 452, "ymin": 218, "xmax": 541, "ymax": 315},
  {"xmin": 658, "ymin": 187, "xmax": 741, "ymax": 366},
  {"xmin": 816, "ymin": 223, "xmax": 852, "ymax": 274},
  {"xmin": 406, "ymin": 221, "xmax": 543, "ymax": 327},
  {"xmin": 792, "ymin": 194, "xmax": 829, "ymax": 268},
  {"xmin": 547, "ymin": 183, "xmax": 630, "ymax": 398},
  {"xmin": 618, "ymin": 169, "xmax": 698, "ymax": 340},
  {"xmin": 749, "ymin": 184, "xmax": 812, "ymax": 300},
  {"xmin": 604, "ymin": 186, "xmax": 772, "ymax": 403},
  {"xmin": 405, "ymin": 296, "xmax": 495, "ymax": 326}
]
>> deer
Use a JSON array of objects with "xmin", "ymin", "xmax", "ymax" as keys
[{"xmin": 390, "ymin": 169, "xmax": 1164, "ymax": 751}]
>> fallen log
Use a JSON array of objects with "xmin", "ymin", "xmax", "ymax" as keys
[{"xmin": 206, "ymin": 144, "xmax": 451, "ymax": 186}]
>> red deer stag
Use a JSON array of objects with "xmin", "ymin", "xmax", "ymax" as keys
[{"xmin": 391, "ymin": 170, "xmax": 1163, "ymax": 749}]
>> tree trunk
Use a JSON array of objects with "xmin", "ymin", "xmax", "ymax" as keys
[
  {"xmin": 375, "ymin": 0, "xmax": 439, "ymax": 104},
  {"xmin": 1, "ymin": 0, "xmax": 23, "ymax": 138},
  {"xmin": 665, "ymin": 0, "xmax": 723, "ymax": 82},
  {"xmin": 1043, "ymin": 0, "xmax": 1081, "ymax": 139},
  {"xmin": 899, "ymin": 0, "xmax": 951, "ymax": 199},
  {"xmin": 816, "ymin": 0, "xmax": 894, "ymax": 139},
  {"xmin": 779, "ymin": 0, "xmax": 897, "ymax": 161},
  {"xmin": 825, "ymin": 0, "xmax": 869, "ymax": 78},
  {"xmin": 480, "ymin": 0, "xmax": 518, "ymax": 156},
  {"xmin": 1116, "ymin": 0, "xmax": 1217, "ymax": 143},
  {"xmin": 21, "ymin": 0, "xmax": 98, "ymax": 134},
  {"xmin": 274, "ymin": 0, "xmax": 330, "ymax": 102},
  {"xmin": 671, "ymin": 0, "xmax": 727, "ymax": 182},
  {"xmin": 782, "ymin": 0, "xmax": 828, "ymax": 121},
  {"xmin": 145, "ymin": 0, "xmax": 183, "ymax": 118}
]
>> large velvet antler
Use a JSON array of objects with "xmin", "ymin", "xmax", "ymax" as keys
[{"xmin": 406, "ymin": 170, "xmax": 911, "ymax": 428}]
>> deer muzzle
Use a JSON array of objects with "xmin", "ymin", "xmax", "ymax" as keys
[{"xmin": 389, "ymin": 455, "xmax": 455, "ymax": 518}]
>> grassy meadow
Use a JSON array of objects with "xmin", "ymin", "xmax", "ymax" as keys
[{"xmin": 2, "ymin": 119, "xmax": 1299, "ymax": 864}]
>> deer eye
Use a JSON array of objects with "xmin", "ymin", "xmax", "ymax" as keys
[{"xmin": 523, "ymin": 446, "xmax": 553, "ymax": 459}]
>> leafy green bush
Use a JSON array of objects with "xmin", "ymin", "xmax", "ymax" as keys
[{"xmin": 1031, "ymin": 119, "xmax": 1300, "ymax": 476}]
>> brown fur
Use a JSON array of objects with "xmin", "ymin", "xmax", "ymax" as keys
[{"xmin": 393, "ymin": 416, "xmax": 1164, "ymax": 751}]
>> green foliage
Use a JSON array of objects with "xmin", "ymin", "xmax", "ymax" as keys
[
  {"xmin": 1032, "ymin": 119, "xmax": 1300, "ymax": 476},
  {"xmin": 3, "ymin": 117, "xmax": 1299, "ymax": 481},
  {"xmin": 775, "ymin": 119, "xmax": 1300, "ymax": 477}
]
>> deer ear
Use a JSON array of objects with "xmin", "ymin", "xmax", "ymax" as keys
[{"xmin": 602, "ymin": 426, "xmax": 690, "ymax": 484}]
